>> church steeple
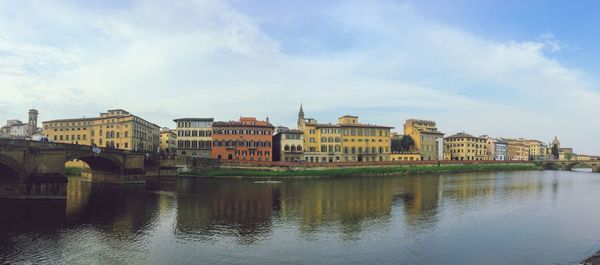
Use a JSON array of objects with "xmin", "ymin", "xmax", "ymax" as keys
[{"xmin": 297, "ymin": 104, "xmax": 305, "ymax": 128}]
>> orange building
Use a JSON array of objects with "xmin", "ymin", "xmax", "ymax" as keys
[{"xmin": 211, "ymin": 117, "xmax": 274, "ymax": 161}]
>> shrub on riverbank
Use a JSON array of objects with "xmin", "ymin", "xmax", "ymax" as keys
[
  {"xmin": 181, "ymin": 163, "xmax": 542, "ymax": 178},
  {"xmin": 65, "ymin": 167, "xmax": 82, "ymax": 176}
]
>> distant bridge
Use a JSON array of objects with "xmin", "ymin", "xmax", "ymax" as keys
[
  {"xmin": 0, "ymin": 139, "xmax": 167, "ymax": 199},
  {"xmin": 541, "ymin": 160, "xmax": 600, "ymax": 172}
]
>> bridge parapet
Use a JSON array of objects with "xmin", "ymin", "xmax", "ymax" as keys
[
  {"xmin": 542, "ymin": 160, "xmax": 600, "ymax": 172},
  {"xmin": 0, "ymin": 139, "xmax": 159, "ymax": 199}
]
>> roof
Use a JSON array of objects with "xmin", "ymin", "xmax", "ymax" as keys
[
  {"xmin": 43, "ymin": 117, "xmax": 100, "ymax": 123},
  {"xmin": 213, "ymin": 121, "xmax": 274, "ymax": 128},
  {"xmin": 445, "ymin": 132, "xmax": 483, "ymax": 139},
  {"xmin": 416, "ymin": 129, "xmax": 444, "ymax": 135},
  {"xmin": 316, "ymin": 123, "xmax": 341, "ymax": 128},
  {"xmin": 339, "ymin": 115, "xmax": 358, "ymax": 118},
  {"xmin": 339, "ymin": 123, "xmax": 394, "ymax": 129},
  {"xmin": 277, "ymin": 129, "xmax": 303, "ymax": 134},
  {"xmin": 173, "ymin": 118, "xmax": 214, "ymax": 122},
  {"xmin": 406, "ymin": 119, "xmax": 437, "ymax": 125},
  {"xmin": 107, "ymin": 109, "xmax": 129, "ymax": 112}
]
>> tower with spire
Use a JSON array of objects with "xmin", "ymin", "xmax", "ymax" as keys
[{"xmin": 297, "ymin": 104, "xmax": 305, "ymax": 128}]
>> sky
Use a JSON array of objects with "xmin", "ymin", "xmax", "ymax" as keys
[{"xmin": 0, "ymin": 0, "xmax": 599, "ymax": 154}]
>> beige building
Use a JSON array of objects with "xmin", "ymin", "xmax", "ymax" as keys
[
  {"xmin": 1, "ymin": 109, "xmax": 40, "ymax": 139},
  {"xmin": 43, "ymin": 109, "xmax": 160, "ymax": 152},
  {"xmin": 404, "ymin": 119, "xmax": 444, "ymax": 161},
  {"xmin": 174, "ymin": 118, "xmax": 213, "ymax": 158},
  {"xmin": 160, "ymin": 128, "xmax": 177, "ymax": 155},
  {"xmin": 444, "ymin": 132, "xmax": 486, "ymax": 160},
  {"xmin": 523, "ymin": 139, "xmax": 546, "ymax": 161},
  {"xmin": 273, "ymin": 127, "xmax": 304, "ymax": 162},
  {"xmin": 506, "ymin": 139, "xmax": 529, "ymax": 161}
]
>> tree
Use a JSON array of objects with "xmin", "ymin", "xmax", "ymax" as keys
[
  {"xmin": 551, "ymin": 144, "xmax": 559, "ymax": 160},
  {"xmin": 400, "ymin": 135, "xmax": 416, "ymax": 151},
  {"xmin": 391, "ymin": 135, "xmax": 416, "ymax": 152},
  {"xmin": 391, "ymin": 138, "xmax": 402, "ymax": 152},
  {"xmin": 564, "ymin": 152, "xmax": 573, "ymax": 161}
]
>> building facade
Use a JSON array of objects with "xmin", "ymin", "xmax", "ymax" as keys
[
  {"xmin": 391, "ymin": 152, "xmax": 422, "ymax": 161},
  {"xmin": 506, "ymin": 139, "xmax": 529, "ymax": 161},
  {"xmin": 524, "ymin": 139, "xmax": 546, "ymax": 161},
  {"xmin": 43, "ymin": 109, "xmax": 160, "ymax": 152},
  {"xmin": 298, "ymin": 106, "xmax": 392, "ymax": 162},
  {"xmin": 494, "ymin": 139, "xmax": 508, "ymax": 160},
  {"xmin": 174, "ymin": 118, "xmax": 213, "ymax": 158},
  {"xmin": 338, "ymin": 115, "xmax": 392, "ymax": 162},
  {"xmin": 444, "ymin": 132, "xmax": 487, "ymax": 160},
  {"xmin": 211, "ymin": 117, "xmax": 274, "ymax": 161},
  {"xmin": 1, "ymin": 109, "xmax": 40, "ymax": 139},
  {"xmin": 403, "ymin": 119, "xmax": 444, "ymax": 161},
  {"xmin": 273, "ymin": 128, "xmax": 304, "ymax": 162},
  {"xmin": 160, "ymin": 128, "xmax": 177, "ymax": 155}
]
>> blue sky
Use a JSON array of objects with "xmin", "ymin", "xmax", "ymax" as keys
[{"xmin": 0, "ymin": 0, "xmax": 599, "ymax": 154}]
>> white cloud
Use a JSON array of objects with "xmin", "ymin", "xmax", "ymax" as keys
[{"xmin": 0, "ymin": 0, "xmax": 598, "ymax": 154}]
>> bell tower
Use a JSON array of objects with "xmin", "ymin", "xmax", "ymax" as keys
[
  {"xmin": 27, "ymin": 109, "xmax": 38, "ymax": 136},
  {"xmin": 297, "ymin": 104, "xmax": 305, "ymax": 128}
]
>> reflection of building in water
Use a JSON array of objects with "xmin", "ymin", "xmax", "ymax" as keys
[
  {"xmin": 277, "ymin": 178, "xmax": 396, "ymax": 238},
  {"xmin": 439, "ymin": 172, "xmax": 543, "ymax": 203},
  {"xmin": 65, "ymin": 178, "xmax": 159, "ymax": 237},
  {"xmin": 66, "ymin": 176, "xmax": 92, "ymax": 217},
  {"xmin": 395, "ymin": 175, "xmax": 440, "ymax": 229},
  {"xmin": 175, "ymin": 179, "xmax": 274, "ymax": 244}
]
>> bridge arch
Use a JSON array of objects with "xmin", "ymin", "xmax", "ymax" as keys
[
  {"xmin": 0, "ymin": 154, "xmax": 27, "ymax": 182},
  {"xmin": 65, "ymin": 153, "xmax": 124, "ymax": 174},
  {"xmin": 542, "ymin": 161, "xmax": 600, "ymax": 172}
]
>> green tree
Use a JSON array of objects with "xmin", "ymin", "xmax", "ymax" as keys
[
  {"xmin": 391, "ymin": 135, "xmax": 416, "ymax": 152},
  {"xmin": 551, "ymin": 144, "xmax": 559, "ymax": 160},
  {"xmin": 564, "ymin": 152, "xmax": 573, "ymax": 161},
  {"xmin": 391, "ymin": 138, "xmax": 402, "ymax": 152}
]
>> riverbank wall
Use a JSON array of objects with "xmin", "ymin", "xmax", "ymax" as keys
[
  {"xmin": 181, "ymin": 160, "xmax": 541, "ymax": 178},
  {"xmin": 219, "ymin": 160, "xmax": 536, "ymax": 171}
]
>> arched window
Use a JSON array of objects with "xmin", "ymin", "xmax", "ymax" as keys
[
  {"xmin": 284, "ymin": 145, "xmax": 290, "ymax": 151},
  {"xmin": 106, "ymin": 131, "xmax": 110, "ymax": 138},
  {"xmin": 290, "ymin": 145, "xmax": 296, "ymax": 152},
  {"xmin": 297, "ymin": 145, "xmax": 302, "ymax": 151}
]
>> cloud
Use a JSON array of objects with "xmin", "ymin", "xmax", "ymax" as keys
[{"xmin": 0, "ymin": 0, "xmax": 598, "ymax": 154}]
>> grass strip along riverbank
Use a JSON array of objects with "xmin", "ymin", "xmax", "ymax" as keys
[{"xmin": 181, "ymin": 163, "xmax": 542, "ymax": 178}]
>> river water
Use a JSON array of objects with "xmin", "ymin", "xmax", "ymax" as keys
[{"xmin": 1, "ymin": 170, "xmax": 600, "ymax": 265}]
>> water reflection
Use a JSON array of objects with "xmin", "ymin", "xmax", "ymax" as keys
[{"xmin": 2, "ymin": 171, "xmax": 600, "ymax": 265}]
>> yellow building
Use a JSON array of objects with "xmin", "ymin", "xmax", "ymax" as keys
[
  {"xmin": 403, "ymin": 119, "xmax": 444, "ymax": 161},
  {"xmin": 43, "ymin": 109, "xmax": 160, "ymax": 152},
  {"xmin": 300, "ymin": 118, "xmax": 342, "ymax": 163},
  {"xmin": 297, "ymin": 106, "xmax": 392, "ymax": 162},
  {"xmin": 160, "ymin": 128, "xmax": 177, "ymax": 155},
  {"xmin": 444, "ymin": 132, "xmax": 486, "ymax": 160},
  {"xmin": 391, "ymin": 152, "xmax": 422, "ymax": 161},
  {"xmin": 338, "ymin": 115, "xmax": 392, "ymax": 162},
  {"xmin": 506, "ymin": 139, "xmax": 529, "ymax": 161},
  {"xmin": 523, "ymin": 139, "xmax": 546, "ymax": 161}
]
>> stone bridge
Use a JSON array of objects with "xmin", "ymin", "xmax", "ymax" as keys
[
  {"xmin": 541, "ymin": 160, "xmax": 600, "ymax": 172},
  {"xmin": 0, "ymin": 139, "xmax": 163, "ymax": 199}
]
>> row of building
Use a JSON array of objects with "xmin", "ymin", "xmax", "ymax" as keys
[{"xmin": 2, "ymin": 107, "xmax": 597, "ymax": 162}]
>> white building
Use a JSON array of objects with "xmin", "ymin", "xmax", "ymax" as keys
[{"xmin": 0, "ymin": 110, "xmax": 40, "ymax": 139}]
